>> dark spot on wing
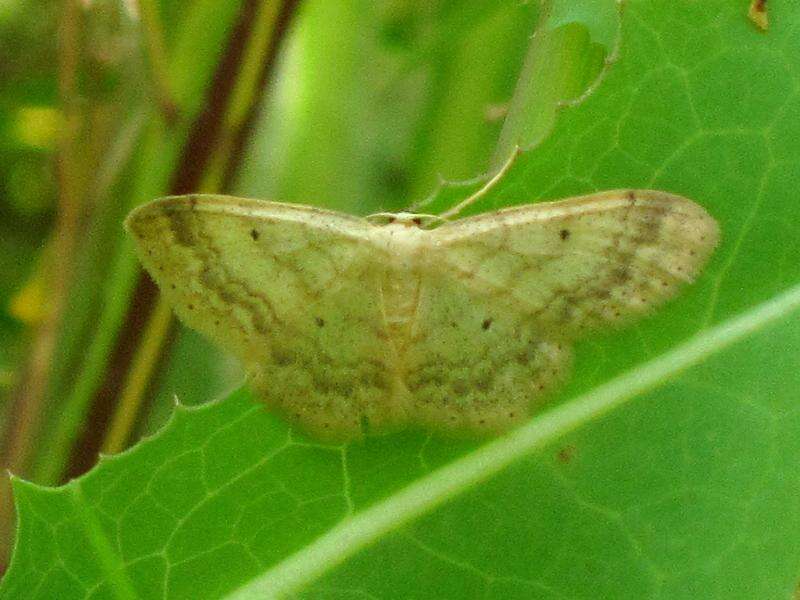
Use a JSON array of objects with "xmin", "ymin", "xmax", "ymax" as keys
[
  {"xmin": 250, "ymin": 229, "xmax": 260, "ymax": 240},
  {"xmin": 315, "ymin": 316, "xmax": 325, "ymax": 327},
  {"xmin": 482, "ymin": 317, "xmax": 493, "ymax": 330},
  {"xmin": 612, "ymin": 267, "xmax": 631, "ymax": 284},
  {"xmin": 166, "ymin": 211, "xmax": 197, "ymax": 247},
  {"xmin": 559, "ymin": 229, "xmax": 570, "ymax": 241},
  {"xmin": 273, "ymin": 347, "xmax": 294, "ymax": 366},
  {"xmin": 412, "ymin": 216, "xmax": 423, "ymax": 226},
  {"xmin": 360, "ymin": 366, "xmax": 391, "ymax": 391}
]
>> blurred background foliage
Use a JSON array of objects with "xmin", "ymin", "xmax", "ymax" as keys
[{"xmin": 0, "ymin": 0, "xmax": 558, "ymax": 568}]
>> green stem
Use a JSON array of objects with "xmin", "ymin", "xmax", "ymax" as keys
[{"xmin": 137, "ymin": 0, "xmax": 180, "ymax": 121}]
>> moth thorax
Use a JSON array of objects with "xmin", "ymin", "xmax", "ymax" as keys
[{"xmin": 379, "ymin": 265, "xmax": 422, "ymax": 348}]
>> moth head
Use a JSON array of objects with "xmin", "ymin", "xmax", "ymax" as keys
[{"xmin": 365, "ymin": 212, "xmax": 446, "ymax": 230}]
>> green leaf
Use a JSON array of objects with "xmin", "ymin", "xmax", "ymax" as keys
[
  {"xmin": 3, "ymin": 287, "xmax": 800, "ymax": 598},
  {"xmin": 5, "ymin": 0, "xmax": 800, "ymax": 598},
  {"xmin": 417, "ymin": 0, "xmax": 618, "ymax": 215}
]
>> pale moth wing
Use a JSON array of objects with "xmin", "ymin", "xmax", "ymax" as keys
[
  {"xmin": 427, "ymin": 190, "xmax": 719, "ymax": 336},
  {"xmin": 398, "ymin": 190, "xmax": 718, "ymax": 434},
  {"xmin": 126, "ymin": 190, "xmax": 718, "ymax": 440},
  {"xmin": 126, "ymin": 195, "xmax": 403, "ymax": 439}
]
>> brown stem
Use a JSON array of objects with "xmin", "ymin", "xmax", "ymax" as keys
[{"xmin": 65, "ymin": 0, "xmax": 302, "ymax": 478}]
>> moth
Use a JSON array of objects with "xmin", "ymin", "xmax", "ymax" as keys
[{"xmin": 125, "ymin": 190, "xmax": 718, "ymax": 440}]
